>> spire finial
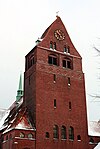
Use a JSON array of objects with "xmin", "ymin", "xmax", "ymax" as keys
[
  {"xmin": 16, "ymin": 73, "xmax": 24, "ymax": 102},
  {"xmin": 56, "ymin": 11, "xmax": 59, "ymax": 17}
]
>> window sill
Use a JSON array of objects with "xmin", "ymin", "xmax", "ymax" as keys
[
  {"xmin": 69, "ymin": 139, "xmax": 74, "ymax": 141},
  {"xmin": 61, "ymin": 139, "xmax": 67, "ymax": 141}
]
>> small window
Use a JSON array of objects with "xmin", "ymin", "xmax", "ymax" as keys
[
  {"xmin": 50, "ymin": 41, "xmax": 53, "ymax": 49},
  {"xmin": 28, "ymin": 133, "xmax": 33, "ymax": 138},
  {"xmin": 54, "ymin": 99, "xmax": 56, "ymax": 108},
  {"xmin": 64, "ymin": 46, "xmax": 70, "ymax": 53},
  {"xmin": 61, "ymin": 126, "xmax": 66, "ymax": 139},
  {"xmin": 53, "ymin": 42, "xmax": 56, "ymax": 50},
  {"xmin": 77, "ymin": 135, "xmax": 81, "ymax": 141},
  {"xmin": 45, "ymin": 132, "xmax": 49, "ymax": 138},
  {"xmin": 89, "ymin": 138, "xmax": 94, "ymax": 144},
  {"xmin": 69, "ymin": 126, "xmax": 74, "ymax": 140},
  {"xmin": 53, "ymin": 125, "xmax": 59, "ymax": 139},
  {"xmin": 68, "ymin": 77, "xmax": 70, "ymax": 86},
  {"xmin": 63, "ymin": 60, "xmax": 66, "ymax": 68},
  {"xmin": 6, "ymin": 135, "xmax": 8, "ymax": 140},
  {"xmin": 1, "ymin": 136, "xmax": 4, "ymax": 142},
  {"xmin": 54, "ymin": 74, "xmax": 56, "ymax": 82},
  {"xmin": 69, "ymin": 102, "xmax": 71, "ymax": 110},
  {"xmin": 20, "ymin": 132, "xmax": 25, "ymax": 138},
  {"xmin": 9, "ymin": 134, "xmax": 12, "ymax": 140}
]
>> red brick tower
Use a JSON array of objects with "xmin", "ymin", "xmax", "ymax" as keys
[{"xmin": 24, "ymin": 16, "xmax": 89, "ymax": 149}]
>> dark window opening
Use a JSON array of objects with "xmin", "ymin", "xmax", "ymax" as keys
[
  {"xmin": 77, "ymin": 135, "xmax": 81, "ymax": 141},
  {"xmin": 6, "ymin": 135, "xmax": 8, "ymax": 140},
  {"xmin": 69, "ymin": 126, "xmax": 74, "ymax": 140},
  {"xmin": 50, "ymin": 42, "xmax": 53, "ymax": 49},
  {"xmin": 61, "ymin": 126, "xmax": 66, "ymax": 139},
  {"xmin": 64, "ymin": 46, "xmax": 70, "ymax": 53},
  {"xmin": 30, "ymin": 57, "xmax": 34, "ymax": 66},
  {"xmin": 54, "ymin": 74, "xmax": 56, "ymax": 82},
  {"xmin": 68, "ymin": 77, "xmax": 70, "ymax": 85},
  {"xmin": 53, "ymin": 125, "xmax": 59, "ymax": 139},
  {"xmin": 63, "ymin": 59, "xmax": 71, "ymax": 69},
  {"xmin": 48, "ymin": 56, "xmax": 57, "ymax": 65},
  {"xmin": 89, "ymin": 138, "xmax": 94, "ymax": 144},
  {"xmin": 53, "ymin": 42, "xmax": 56, "ymax": 50},
  {"xmin": 9, "ymin": 134, "xmax": 12, "ymax": 140},
  {"xmin": 67, "ymin": 61, "xmax": 71, "ymax": 69},
  {"xmin": 54, "ymin": 99, "xmax": 56, "ymax": 108},
  {"xmin": 63, "ymin": 60, "xmax": 66, "ymax": 68},
  {"xmin": 1, "ymin": 136, "xmax": 4, "ymax": 142},
  {"xmin": 45, "ymin": 132, "xmax": 50, "ymax": 138},
  {"xmin": 50, "ymin": 41, "xmax": 56, "ymax": 50},
  {"xmin": 69, "ymin": 102, "xmax": 71, "ymax": 110}
]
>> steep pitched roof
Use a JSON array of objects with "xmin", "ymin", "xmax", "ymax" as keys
[
  {"xmin": 0, "ymin": 97, "xmax": 35, "ymax": 133},
  {"xmin": 39, "ymin": 16, "xmax": 81, "ymax": 57}
]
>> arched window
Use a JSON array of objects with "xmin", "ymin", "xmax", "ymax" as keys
[
  {"xmin": 50, "ymin": 41, "xmax": 53, "ymax": 49},
  {"xmin": 53, "ymin": 42, "xmax": 56, "ymax": 50},
  {"xmin": 62, "ymin": 58, "xmax": 72, "ymax": 69},
  {"xmin": 6, "ymin": 135, "xmax": 8, "ymax": 140},
  {"xmin": 9, "ymin": 134, "xmax": 12, "ymax": 140},
  {"xmin": 20, "ymin": 132, "xmax": 25, "ymax": 138},
  {"xmin": 89, "ymin": 137, "xmax": 94, "ymax": 144},
  {"xmin": 77, "ymin": 135, "xmax": 81, "ymax": 141},
  {"xmin": 69, "ymin": 126, "xmax": 74, "ymax": 140},
  {"xmin": 45, "ymin": 132, "xmax": 50, "ymax": 138},
  {"xmin": 48, "ymin": 54, "xmax": 57, "ymax": 66},
  {"xmin": 1, "ymin": 136, "xmax": 4, "ymax": 142},
  {"xmin": 53, "ymin": 125, "xmax": 59, "ymax": 139},
  {"xmin": 50, "ymin": 41, "xmax": 56, "ymax": 50},
  {"xmin": 69, "ymin": 102, "xmax": 71, "ymax": 110},
  {"xmin": 28, "ymin": 133, "xmax": 33, "ymax": 138},
  {"xmin": 61, "ymin": 126, "xmax": 66, "ymax": 139},
  {"xmin": 64, "ymin": 46, "xmax": 70, "ymax": 53}
]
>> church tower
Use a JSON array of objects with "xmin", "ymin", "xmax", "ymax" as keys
[{"xmin": 24, "ymin": 16, "xmax": 89, "ymax": 149}]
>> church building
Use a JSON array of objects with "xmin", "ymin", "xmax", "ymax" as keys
[{"xmin": 0, "ymin": 16, "xmax": 100, "ymax": 149}]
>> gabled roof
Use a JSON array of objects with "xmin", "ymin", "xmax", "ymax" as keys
[
  {"xmin": 0, "ymin": 97, "xmax": 35, "ymax": 134},
  {"xmin": 38, "ymin": 16, "xmax": 81, "ymax": 57}
]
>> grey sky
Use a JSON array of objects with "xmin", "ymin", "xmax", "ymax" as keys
[{"xmin": 0, "ymin": 0, "xmax": 100, "ymax": 121}]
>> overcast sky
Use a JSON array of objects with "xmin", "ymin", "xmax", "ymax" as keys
[{"xmin": 0, "ymin": 0, "xmax": 100, "ymax": 121}]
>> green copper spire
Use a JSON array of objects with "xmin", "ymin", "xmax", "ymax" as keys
[{"xmin": 16, "ymin": 73, "xmax": 24, "ymax": 102}]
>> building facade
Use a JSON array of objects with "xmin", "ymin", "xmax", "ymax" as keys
[{"xmin": 0, "ymin": 16, "xmax": 100, "ymax": 149}]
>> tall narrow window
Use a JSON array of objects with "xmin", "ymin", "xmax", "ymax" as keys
[
  {"xmin": 77, "ymin": 135, "xmax": 81, "ymax": 141},
  {"xmin": 89, "ymin": 138, "xmax": 94, "ymax": 144},
  {"xmin": 53, "ymin": 42, "xmax": 56, "ymax": 50},
  {"xmin": 64, "ymin": 46, "xmax": 70, "ymax": 53},
  {"xmin": 69, "ymin": 126, "xmax": 74, "ymax": 140},
  {"xmin": 54, "ymin": 99, "xmax": 56, "ymax": 108},
  {"xmin": 63, "ymin": 60, "xmax": 66, "ymax": 68},
  {"xmin": 68, "ymin": 77, "xmax": 70, "ymax": 86},
  {"xmin": 61, "ymin": 126, "xmax": 66, "ymax": 139},
  {"xmin": 54, "ymin": 74, "xmax": 56, "ymax": 82},
  {"xmin": 69, "ymin": 102, "xmax": 71, "ymax": 110},
  {"xmin": 53, "ymin": 125, "xmax": 59, "ymax": 139},
  {"xmin": 45, "ymin": 132, "xmax": 50, "ymax": 138},
  {"xmin": 50, "ymin": 41, "xmax": 53, "ymax": 49}
]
